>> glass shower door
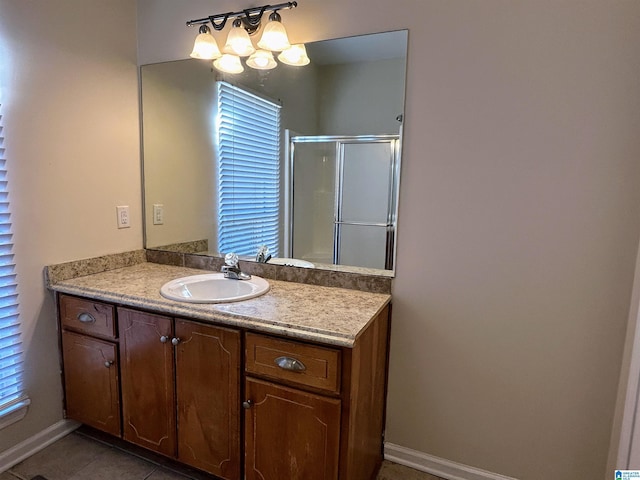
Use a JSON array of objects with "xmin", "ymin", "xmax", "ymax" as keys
[
  {"xmin": 290, "ymin": 141, "xmax": 336, "ymax": 264},
  {"xmin": 289, "ymin": 135, "xmax": 399, "ymax": 269},
  {"xmin": 337, "ymin": 141, "xmax": 396, "ymax": 269}
]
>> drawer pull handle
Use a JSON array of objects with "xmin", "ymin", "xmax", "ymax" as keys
[
  {"xmin": 104, "ymin": 361, "xmax": 114, "ymax": 368},
  {"xmin": 160, "ymin": 336, "xmax": 169, "ymax": 343},
  {"xmin": 171, "ymin": 337, "xmax": 181, "ymax": 346},
  {"xmin": 242, "ymin": 400, "xmax": 253, "ymax": 409},
  {"xmin": 275, "ymin": 356, "xmax": 306, "ymax": 372},
  {"xmin": 77, "ymin": 312, "xmax": 96, "ymax": 324}
]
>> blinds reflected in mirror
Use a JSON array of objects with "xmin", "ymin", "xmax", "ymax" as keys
[{"xmin": 216, "ymin": 82, "xmax": 281, "ymax": 257}]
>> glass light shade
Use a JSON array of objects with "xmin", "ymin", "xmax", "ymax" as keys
[
  {"xmin": 190, "ymin": 29, "xmax": 222, "ymax": 60},
  {"xmin": 213, "ymin": 54, "xmax": 244, "ymax": 74},
  {"xmin": 278, "ymin": 44, "xmax": 310, "ymax": 66},
  {"xmin": 257, "ymin": 19, "xmax": 291, "ymax": 51},
  {"xmin": 246, "ymin": 50, "xmax": 277, "ymax": 70},
  {"xmin": 223, "ymin": 24, "xmax": 256, "ymax": 57}
]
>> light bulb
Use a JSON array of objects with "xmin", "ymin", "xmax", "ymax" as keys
[
  {"xmin": 246, "ymin": 50, "xmax": 277, "ymax": 70},
  {"xmin": 213, "ymin": 54, "xmax": 244, "ymax": 74},
  {"xmin": 190, "ymin": 25, "xmax": 221, "ymax": 60},
  {"xmin": 223, "ymin": 19, "xmax": 256, "ymax": 57},
  {"xmin": 257, "ymin": 11, "xmax": 291, "ymax": 51},
  {"xmin": 278, "ymin": 44, "xmax": 310, "ymax": 66}
]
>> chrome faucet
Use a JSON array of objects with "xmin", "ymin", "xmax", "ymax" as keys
[
  {"xmin": 255, "ymin": 245, "xmax": 272, "ymax": 264},
  {"xmin": 221, "ymin": 252, "xmax": 251, "ymax": 280}
]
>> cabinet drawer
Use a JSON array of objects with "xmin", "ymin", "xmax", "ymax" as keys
[
  {"xmin": 59, "ymin": 294, "xmax": 116, "ymax": 339},
  {"xmin": 245, "ymin": 333, "xmax": 341, "ymax": 394}
]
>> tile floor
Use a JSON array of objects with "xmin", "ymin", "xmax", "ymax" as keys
[{"xmin": 1, "ymin": 431, "xmax": 444, "ymax": 480}]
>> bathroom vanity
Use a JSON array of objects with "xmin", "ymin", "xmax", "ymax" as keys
[{"xmin": 49, "ymin": 261, "xmax": 391, "ymax": 480}]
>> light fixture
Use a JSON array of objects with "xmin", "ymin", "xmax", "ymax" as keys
[
  {"xmin": 223, "ymin": 18, "xmax": 256, "ymax": 57},
  {"xmin": 189, "ymin": 25, "xmax": 221, "ymax": 60},
  {"xmin": 213, "ymin": 54, "xmax": 245, "ymax": 74},
  {"xmin": 278, "ymin": 44, "xmax": 310, "ymax": 66},
  {"xmin": 257, "ymin": 11, "xmax": 291, "ymax": 52},
  {"xmin": 186, "ymin": 2, "xmax": 309, "ymax": 73},
  {"xmin": 246, "ymin": 50, "xmax": 277, "ymax": 70}
]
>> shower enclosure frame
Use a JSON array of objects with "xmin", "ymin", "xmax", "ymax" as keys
[{"xmin": 286, "ymin": 134, "xmax": 401, "ymax": 270}]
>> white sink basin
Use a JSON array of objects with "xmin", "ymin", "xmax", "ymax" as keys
[
  {"xmin": 160, "ymin": 273, "xmax": 269, "ymax": 303},
  {"xmin": 268, "ymin": 257, "xmax": 315, "ymax": 268}
]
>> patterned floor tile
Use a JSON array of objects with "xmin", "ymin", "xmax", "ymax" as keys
[
  {"xmin": 7, "ymin": 432, "xmax": 445, "ymax": 480},
  {"xmin": 10, "ymin": 434, "xmax": 112, "ymax": 480}
]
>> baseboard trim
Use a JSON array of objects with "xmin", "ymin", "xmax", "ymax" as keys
[
  {"xmin": 384, "ymin": 443, "xmax": 519, "ymax": 480},
  {"xmin": 0, "ymin": 419, "xmax": 80, "ymax": 473}
]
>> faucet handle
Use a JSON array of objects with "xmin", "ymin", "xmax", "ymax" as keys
[
  {"xmin": 224, "ymin": 252, "xmax": 239, "ymax": 267},
  {"xmin": 256, "ymin": 245, "xmax": 271, "ymax": 263}
]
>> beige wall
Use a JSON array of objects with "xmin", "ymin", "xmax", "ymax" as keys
[
  {"xmin": 138, "ymin": 1, "xmax": 640, "ymax": 479},
  {"xmin": 0, "ymin": 0, "xmax": 140, "ymax": 451}
]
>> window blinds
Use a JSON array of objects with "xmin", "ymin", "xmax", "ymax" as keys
[
  {"xmin": 0, "ymin": 107, "xmax": 28, "ymax": 426},
  {"xmin": 216, "ymin": 81, "xmax": 281, "ymax": 257}
]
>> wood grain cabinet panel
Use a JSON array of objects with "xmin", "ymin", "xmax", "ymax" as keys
[
  {"xmin": 119, "ymin": 308, "xmax": 176, "ymax": 457},
  {"xmin": 244, "ymin": 377, "xmax": 341, "ymax": 480},
  {"xmin": 175, "ymin": 320, "xmax": 241, "ymax": 479},
  {"xmin": 60, "ymin": 295, "xmax": 116, "ymax": 339},
  {"xmin": 245, "ymin": 333, "xmax": 341, "ymax": 394},
  {"xmin": 61, "ymin": 330, "xmax": 120, "ymax": 436}
]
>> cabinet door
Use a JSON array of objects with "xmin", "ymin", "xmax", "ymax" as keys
[
  {"xmin": 244, "ymin": 378, "xmax": 341, "ymax": 480},
  {"xmin": 61, "ymin": 331, "xmax": 120, "ymax": 436},
  {"xmin": 175, "ymin": 320, "xmax": 241, "ymax": 480},
  {"xmin": 119, "ymin": 308, "xmax": 176, "ymax": 457}
]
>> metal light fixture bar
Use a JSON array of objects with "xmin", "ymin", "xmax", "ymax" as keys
[{"xmin": 186, "ymin": 2, "xmax": 297, "ymax": 35}]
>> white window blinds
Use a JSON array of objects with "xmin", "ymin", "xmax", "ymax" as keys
[
  {"xmin": 216, "ymin": 81, "xmax": 281, "ymax": 257},
  {"xmin": 0, "ymin": 105, "xmax": 28, "ymax": 428}
]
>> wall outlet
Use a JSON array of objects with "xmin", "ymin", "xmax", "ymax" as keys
[
  {"xmin": 153, "ymin": 204, "xmax": 164, "ymax": 225},
  {"xmin": 116, "ymin": 205, "xmax": 130, "ymax": 229}
]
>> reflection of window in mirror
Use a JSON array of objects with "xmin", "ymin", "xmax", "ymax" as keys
[{"xmin": 216, "ymin": 81, "xmax": 281, "ymax": 257}]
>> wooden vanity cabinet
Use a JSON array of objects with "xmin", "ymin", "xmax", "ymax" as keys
[
  {"xmin": 58, "ymin": 292, "xmax": 389, "ymax": 480},
  {"xmin": 244, "ymin": 333, "xmax": 344, "ymax": 480},
  {"xmin": 59, "ymin": 296, "xmax": 120, "ymax": 437},
  {"xmin": 118, "ymin": 307, "xmax": 241, "ymax": 480},
  {"xmin": 243, "ymin": 305, "xmax": 390, "ymax": 480}
]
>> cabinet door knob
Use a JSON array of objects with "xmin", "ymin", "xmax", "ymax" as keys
[
  {"xmin": 104, "ymin": 361, "xmax": 114, "ymax": 368},
  {"xmin": 77, "ymin": 312, "xmax": 96, "ymax": 324},
  {"xmin": 242, "ymin": 400, "xmax": 253, "ymax": 409},
  {"xmin": 160, "ymin": 335, "xmax": 169, "ymax": 343},
  {"xmin": 275, "ymin": 356, "xmax": 306, "ymax": 372},
  {"xmin": 171, "ymin": 337, "xmax": 181, "ymax": 346}
]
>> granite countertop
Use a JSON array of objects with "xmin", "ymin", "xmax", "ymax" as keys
[{"xmin": 49, "ymin": 262, "xmax": 391, "ymax": 347}]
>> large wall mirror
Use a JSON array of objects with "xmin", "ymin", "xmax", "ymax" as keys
[{"xmin": 141, "ymin": 30, "xmax": 407, "ymax": 274}]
